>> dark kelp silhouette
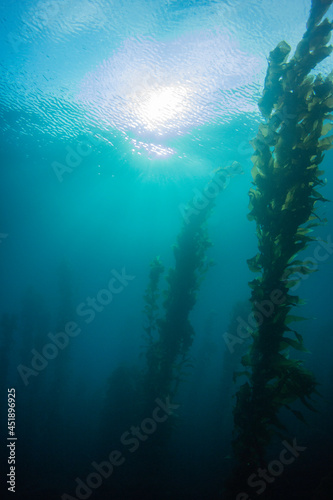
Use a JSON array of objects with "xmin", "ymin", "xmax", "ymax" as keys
[
  {"xmin": 227, "ymin": 0, "xmax": 333, "ymax": 497},
  {"xmin": 143, "ymin": 164, "xmax": 243, "ymax": 408},
  {"xmin": 139, "ymin": 165, "xmax": 240, "ymax": 495}
]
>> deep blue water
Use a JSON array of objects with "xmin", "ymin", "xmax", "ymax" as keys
[{"xmin": 1, "ymin": 1, "xmax": 333, "ymax": 499}]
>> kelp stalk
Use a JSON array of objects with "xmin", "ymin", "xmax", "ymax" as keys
[{"xmin": 229, "ymin": 0, "xmax": 333, "ymax": 496}]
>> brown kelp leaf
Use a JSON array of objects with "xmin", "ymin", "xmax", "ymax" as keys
[
  {"xmin": 321, "ymin": 122, "xmax": 333, "ymax": 135},
  {"xmin": 233, "ymin": 371, "xmax": 251, "ymax": 383},
  {"xmin": 285, "ymin": 315, "xmax": 307, "ymax": 324},
  {"xmin": 290, "ymin": 409, "xmax": 307, "ymax": 423},
  {"xmin": 311, "ymin": 189, "xmax": 330, "ymax": 201},
  {"xmin": 318, "ymin": 134, "xmax": 333, "ymax": 151},
  {"xmin": 247, "ymin": 254, "xmax": 261, "ymax": 273},
  {"xmin": 280, "ymin": 336, "xmax": 309, "ymax": 352},
  {"xmin": 306, "ymin": 0, "xmax": 333, "ymax": 30}
]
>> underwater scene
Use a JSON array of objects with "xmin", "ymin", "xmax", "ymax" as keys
[{"xmin": 1, "ymin": 0, "xmax": 333, "ymax": 499}]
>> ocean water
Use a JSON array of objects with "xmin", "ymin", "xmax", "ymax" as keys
[{"xmin": 1, "ymin": 1, "xmax": 333, "ymax": 499}]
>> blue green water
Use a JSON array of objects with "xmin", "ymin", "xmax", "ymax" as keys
[{"xmin": 1, "ymin": 1, "xmax": 333, "ymax": 499}]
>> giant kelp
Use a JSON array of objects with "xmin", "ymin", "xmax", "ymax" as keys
[
  {"xmin": 143, "ymin": 183, "xmax": 215, "ymax": 407},
  {"xmin": 137, "ymin": 168, "xmax": 233, "ymax": 497},
  {"xmin": 143, "ymin": 163, "xmax": 242, "ymax": 405},
  {"xmin": 229, "ymin": 0, "xmax": 333, "ymax": 496}
]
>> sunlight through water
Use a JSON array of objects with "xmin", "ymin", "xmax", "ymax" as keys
[{"xmin": 133, "ymin": 85, "xmax": 191, "ymax": 133}]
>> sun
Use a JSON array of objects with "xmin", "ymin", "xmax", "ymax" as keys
[{"xmin": 134, "ymin": 85, "xmax": 190, "ymax": 133}]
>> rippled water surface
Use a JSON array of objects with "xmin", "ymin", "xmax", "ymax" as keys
[{"xmin": 1, "ymin": 0, "xmax": 332, "ymax": 165}]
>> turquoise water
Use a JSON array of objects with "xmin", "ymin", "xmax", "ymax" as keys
[{"xmin": 1, "ymin": 1, "xmax": 333, "ymax": 499}]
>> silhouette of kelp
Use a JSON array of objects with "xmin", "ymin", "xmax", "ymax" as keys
[{"xmin": 143, "ymin": 165, "xmax": 242, "ymax": 407}]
